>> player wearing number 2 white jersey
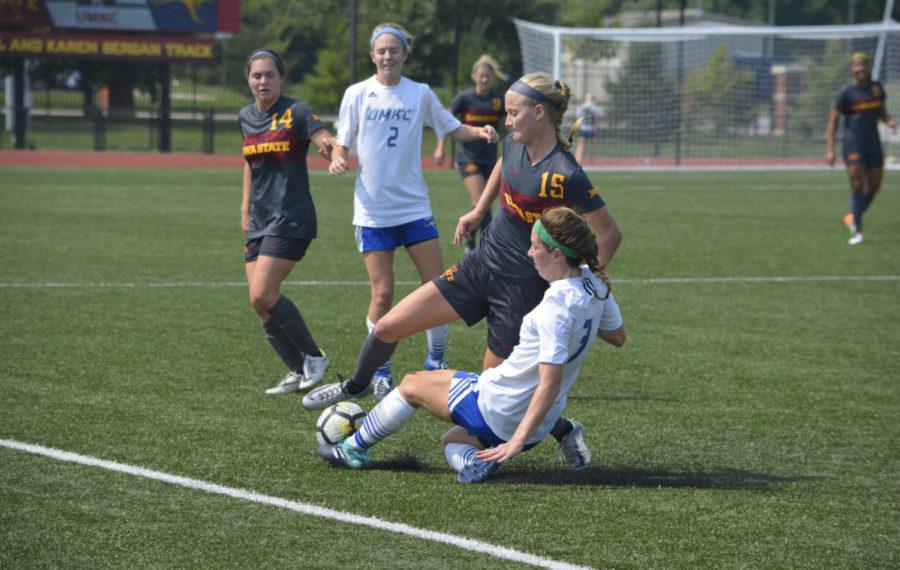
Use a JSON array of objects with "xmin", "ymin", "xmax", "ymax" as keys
[
  {"xmin": 336, "ymin": 75, "xmax": 461, "ymax": 228},
  {"xmin": 321, "ymin": 23, "xmax": 499, "ymax": 399},
  {"xmin": 476, "ymin": 266, "xmax": 622, "ymax": 444}
]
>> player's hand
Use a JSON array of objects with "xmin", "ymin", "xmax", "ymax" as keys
[
  {"xmin": 434, "ymin": 149, "xmax": 444, "ymax": 167},
  {"xmin": 887, "ymin": 118, "xmax": 898, "ymax": 134},
  {"xmin": 318, "ymin": 137, "xmax": 335, "ymax": 161},
  {"xmin": 241, "ymin": 212, "xmax": 249, "ymax": 236},
  {"xmin": 329, "ymin": 155, "xmax": 348, "ymax": 176},
  {"xmin": 454, "ymin": 209, "xmax": 484, "ymax": 246},
  {"xmin": 475, "ymin": 441, "xmax": 523, "ymax": 464},
  {"xmin": 825, "ymin": 150, "xmax": 836, "ymax": 167},
  {"xmin": 481, "ymin": 125, "xmax": 499, "ymax": 144}
]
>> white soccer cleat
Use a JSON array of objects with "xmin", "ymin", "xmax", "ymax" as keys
[
  {"xmin": 558, "ymin": 420, "xmax": 592, "ymax": 470},
  {"xmin": 265, "ymin": 370, "xmax": 306, "ymax": 395},
  {"xmin": 373, "ymin": 373, "xmax": 393, "ymax": 402},
  {"xmin": 302, "ymin": 375, "xmax": 372, "ymax": 410},
  {"xmin": 848, "ymin": 232, "xmax": 864, "ymax": 245},
  {"xmin": 301, "ymin": 352, "xmax": 329, "ymax": 389}
]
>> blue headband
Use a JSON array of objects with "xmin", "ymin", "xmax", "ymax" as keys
[
  {"xmin": 370, "ymin": 27, "xmax": 409, "ymax": 51},
  {"xmin": 509, "ymin": 79, "xmax": 553, "ymax": 106}
]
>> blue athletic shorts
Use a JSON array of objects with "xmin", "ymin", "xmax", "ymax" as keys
[
  {"xmin": 447, "ymin": 371, "xmax": 538, "ymax": 451},
  {"xmin": 244, "ymin": 235, "xmax": 311, "ymax": 263},
  {"xmin": 355, "ymin": 217, "xmax": 439, "ymax": 253}
]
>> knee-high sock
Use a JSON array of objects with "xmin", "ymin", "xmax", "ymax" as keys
[
  {"xmin": 549, "ymin": 417, "xmax": 573, "ymax": 441},
  {"xmin": 851, "ymin": 193, "xmax": 866, "ymax": 231},
  {"xmin": 263, "ymin": 319, "xmax": 303, "ymax": 372},
  {"xmin": 366, "ymin": 317, "xmax": 392, "ymax": 376},
  {"xmin": 444, "ymin": 442, "xmax": 490, "ymax": 473},
  {"xmin": 349, "ymin": 332, "xmax": 398, "ymax": 391},
  {"xmin": 268, "ymin": 295, "xmax": 320, "ymax": 356},
  {"xmin": 426, "ymin": 324, "xmax": 449, "ymax": 361},
  {"xmin": 350, "ymin": 389, "xmax": 417, "ymax": 449},
  {"xmin": 860, "ymin": 191, "xmax": 876, "ymax": 214}
]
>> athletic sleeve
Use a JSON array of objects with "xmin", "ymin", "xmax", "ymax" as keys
[
  {"xmin": 536, "ymin": 295, "xmax": 576, "ymax": 365},
  {"xmin": 423, "ymin": 87, "xmax": 462, "ymax": 139},
  {"xmin": 295, "ymin": 102, "xmax": 324, "ymax": 142},
  {"xmin": 598, "ymin": 293, "xmax": 624, "ymax": 332},
  {"xmin": 335, "ymin": 86, "xmax": 360, "ymax": 148},
  {"xmin": 832, "ymin": 85, "xmax": 849, "ymax": 113},
  {"xmin": 449, "ymin": 91, "xmax": 465, "ymax": 116},
  {"xmin": 566, "ymin": 167, "xmax": 606, "ymax": 213}
]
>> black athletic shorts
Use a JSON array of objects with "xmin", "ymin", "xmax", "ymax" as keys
[
  {"xmin": 843, "ymin": 148, "xmax": 884, "ymax": 168},
  {"xmin": 244, "ymin": 235, "xmax": 311, "ymax": 263},
  {"xmin": 457, "ymin": 161, "xmax": 494, "ymax": 180},
  {"xmin": 434, "ymin": 252, "xmax": 548, "ymax": 359}
]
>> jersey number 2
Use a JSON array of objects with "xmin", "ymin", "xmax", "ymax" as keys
[{"xmin": 387, "ymin": 126, "xmax": 399, "ymax": 147}]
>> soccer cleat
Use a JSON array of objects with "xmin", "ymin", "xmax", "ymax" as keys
[
  {"xmin": 302, "ymin": 375, "xmax": 372, "ymax": 410},
  {"xmin": 848, "ymin": 232, "xmax": 864, "ymax": 245},
  {"xmin": 557, "ymin": 420, "xmax": 592, "ymax": 471},
  {"xmin": 301, "ymin": 352, "xmax": 329, "ymax": 389},
  {"xmin": 424, "ymin": 354, "xmax": 449, "ymax": 371},
  {"xmin": 843, "ymin": 213, "xmax": 857, "ymax": 235},
  {"xmin": 373, "ymin": 373, "xmax": 393, "ymax": 402},
  {"xmin": 265, "ymin": 370, "xmax": 306, "ymax": 395},
  {"xmin": 457, "ymin": 460, "xmax": 500, "ymax": 484},
  {"xmin": 318, "ymin": 439, "xmax": 369, "ymax": 469}
]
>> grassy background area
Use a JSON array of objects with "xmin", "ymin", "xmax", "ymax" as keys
[{"xmin": 1, "ymin": 167, "xmax": 898, "ymax": 568}]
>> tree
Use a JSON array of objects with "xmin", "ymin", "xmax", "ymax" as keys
[
  {"xmin": 606, "ymin": 41, "xmax": 678, "ymax": 143},
  {"xmin": 793, "ymin": 41, "xmax": 852, "ymax": 138},
  {"xmin": 681, "ymin": 43, "xmax": 757, "ymax": 134}
]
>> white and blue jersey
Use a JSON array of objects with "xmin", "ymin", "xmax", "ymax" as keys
[
  {"xmin": 336, "ymin": 75, "xmax": 461, "ymax": 228},
  {"xmin": 473, "ymin": 267, "xmax": 623, "ymax": 444}
]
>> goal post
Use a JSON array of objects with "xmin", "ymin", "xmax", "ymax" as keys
[{"xmin": 513, "ymin": 18, "xmax": 900, "ymax": 169}]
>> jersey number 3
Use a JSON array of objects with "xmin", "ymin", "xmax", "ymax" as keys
[{"xmin": 567, "ymin": 319, "xmax": 594, "ymax": 363}]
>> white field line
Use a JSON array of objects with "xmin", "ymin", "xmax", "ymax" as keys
[
  {"xmin": 1, "ymin": 439, "xmax": 591, "ymax": 570},
  {"xmin": 0, "ymin": 275, "xmax": 898, "ymax": 290}
]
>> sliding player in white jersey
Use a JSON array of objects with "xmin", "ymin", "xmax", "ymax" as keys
[
  {"xmin": 320, "ymin": 206, "xmax": 626, "ymax": 483},
  {"xmin": 328, "ymin": 22, "xmax": 498, "ymax": 394}
]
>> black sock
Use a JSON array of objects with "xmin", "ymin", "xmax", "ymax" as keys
[
  {"xmin": 550, "ymin": 417, "xmax": 573, "ymax": 442},
  {"xmin": 267, "ymin": 295, "xmax": 320, "ymax": 356},
  {"xmin": 348, "ymin": 333, "xmax": 398, "ymax": 392},
  {"xmin": 263, "ymin": 319, "xmax": 303, "ymax": 372}
]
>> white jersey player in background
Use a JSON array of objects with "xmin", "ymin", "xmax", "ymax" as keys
[
  {"xmin": 320, "ymin": 206, "xmax": 626, "ymax": 484},
  {"xmin": 328, "ymin": 22, "xmax": 498, "ymax": 398}
]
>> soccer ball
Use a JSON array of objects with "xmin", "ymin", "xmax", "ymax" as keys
[{"xmin": 315, "ymin": 402, "xmax": 367, "ymax": 446}]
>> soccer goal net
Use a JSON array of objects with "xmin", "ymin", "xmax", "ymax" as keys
[{"xmin": 513, "ymin": 18, "xmax": 900, "ymax": 169}]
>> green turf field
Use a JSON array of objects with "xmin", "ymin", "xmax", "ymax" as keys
[{"xmin": 1, "ymin": 166, "xmax": 898, "ymax": 568}]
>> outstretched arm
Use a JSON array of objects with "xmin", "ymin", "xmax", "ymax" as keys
[
  {"xmin": 449, "ymin": 123, "xmax": 499, "ymax": 144},
  {"xmin": 241, "ymin": 163, "xmax": 252, "ymax": 235},
  {"xmin": 475, "ymin": 363, "xmax": 563, "ymax": 464},
  {"xmin": 825, "ymin": 108, "xmax": 840, "ymax": 166},
  {"xmin": 881, "ymin": 107, "xmax": 897, "ymax": 134},
  {"xmin": 583, "ymin": 207, "xmax": 622, "ymax": 269},
  {"xmin": 310, "ymin": 128, "xmax": 335, "ymax": 161},
  {"xmin": 454, "ymin": 159, "xmax": 502, "ymax": 245}
]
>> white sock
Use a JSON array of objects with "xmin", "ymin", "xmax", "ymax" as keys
[
  {"xmin": 351, "ymin": 389, "xmax": 416, "ymax": 449},
  {"xmin": 426, "ymin": 324, "xmax": 449, "ymax": 360},
  {"xmin": 443, "ymin": 442, "xmax": 482, "ymax": 473}
]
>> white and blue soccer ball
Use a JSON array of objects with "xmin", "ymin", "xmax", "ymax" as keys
[{"xmin": 315, "ymin": 402, "xmax": 367, "ymax": 446}]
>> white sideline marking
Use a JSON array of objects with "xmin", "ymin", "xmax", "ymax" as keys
[
  {"xmin": 0, "ymin": 439, "xmax": 591, "ymax": 570},
  {"xmin": 0, "ymin": 275, "xmax": 898, "ymax": 290}
]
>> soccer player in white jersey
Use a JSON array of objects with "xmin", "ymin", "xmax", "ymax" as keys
[
  {"xmin": 320, "ymin": 206, "xmax": 626, "ymax": 484},
  {"xmin": 327, "ymin": 22, "xmax": 498, "ymax": 397}
]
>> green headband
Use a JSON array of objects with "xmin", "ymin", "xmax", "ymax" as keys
[{"xmin": 533, "ymin": 218, "xmax": 578, "ymax": 259}]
